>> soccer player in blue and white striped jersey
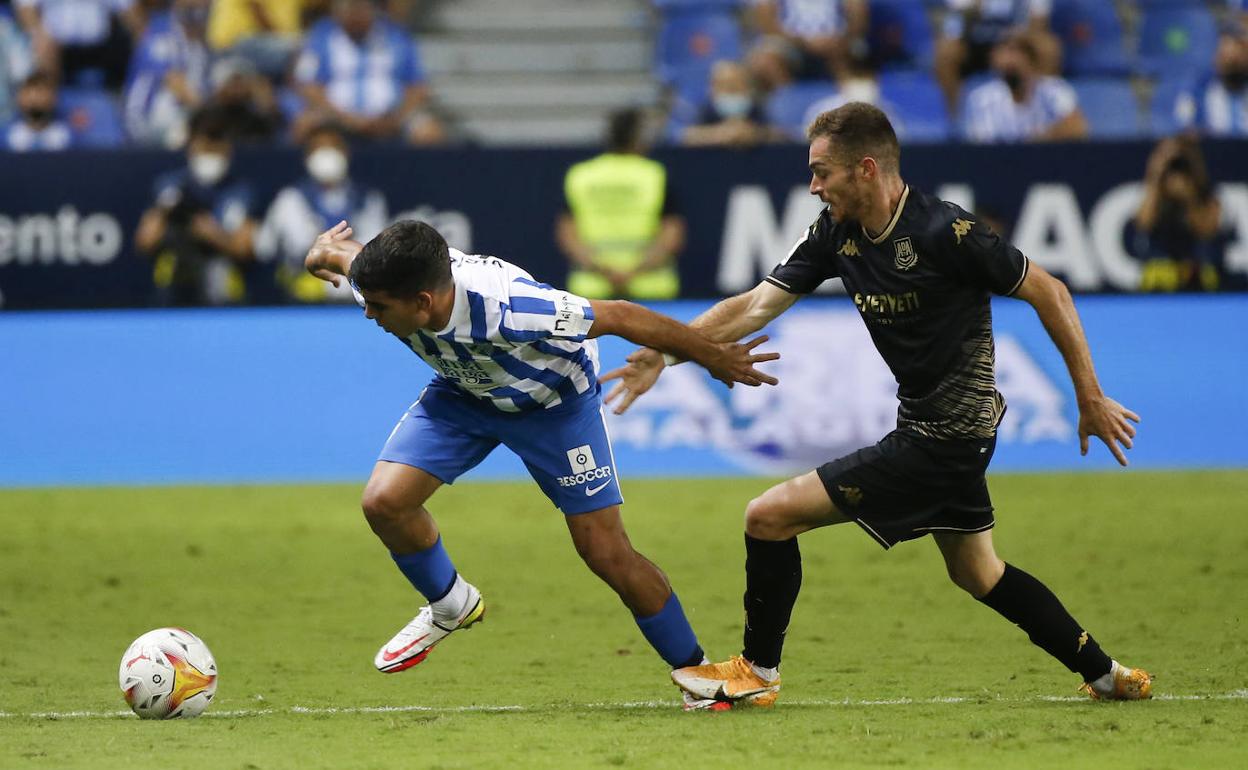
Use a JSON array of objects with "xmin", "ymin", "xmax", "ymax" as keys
[{"xmin": 305, "ymin": 219, "xmax": 778, "ymax": 709}]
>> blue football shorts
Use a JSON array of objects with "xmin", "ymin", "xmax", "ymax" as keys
[{"xmin": 378, "ymin": 381, "xmax": 624, "ymax": 515}]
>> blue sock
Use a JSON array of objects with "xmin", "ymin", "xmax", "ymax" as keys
[
  {"xmin": 634, "ymin": 592, "xmax": 704, "ymax": 669},
  {"xmin": 390, "ymin": 536, "xmax": 457, "ymax": 602}
]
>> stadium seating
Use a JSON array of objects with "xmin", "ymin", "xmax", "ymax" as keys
[
  {"xmin": 58, "ymin": 87, "xmax": 126, "ymax": 148},
  {"xmin": 765, "ymin": 81, "xmax": 839, "ymax": 139},
  {"xmin": 654, "ymin": 6, "xmax": 743, "ymax": 105},
  {"xmin": 1051, "ymin": 0, "xmax": 1133, "ymax": 77},
  {"xmin": 877, "ymin": 70, "xmax": 951, "ymax": 141},
  {"xmin": 1136, "ymin": 5, "xmax": 1219, "ymax": 77},
  {"xmin": 1149, "ymin": 73, "xmax": 1201, "ymax": 135},
  {"xmin": 1070, "ymin": 77, "xmax": 1148, "ymax": 139},
  {"xmin": 867, "ymin": 0, "xmax": 935, "ymax": 71}
]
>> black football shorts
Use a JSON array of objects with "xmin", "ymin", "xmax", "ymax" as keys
[{"xmin": 816, "ymin": 429, "xmax": 997, "ymax": 549}]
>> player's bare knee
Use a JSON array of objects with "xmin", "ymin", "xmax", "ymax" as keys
[
  {"xmin": 360, "ymin": 484, "xmax": 406, "ymax": 526},
  {"xmin": 947, "ymin": 561, "xmax": 1000, "ymax": 597},
  {"xmin": 579, "ymin": 540, "xmax": 632, "ymax": 583},
  {"xmin": 744, "ymin": 495, "xmax": 787, "ymax": 539}
]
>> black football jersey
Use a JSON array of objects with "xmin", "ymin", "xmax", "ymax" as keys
[{"xmin": 766, "ymin": 186, "xmax": 1029, "ymax": 440}]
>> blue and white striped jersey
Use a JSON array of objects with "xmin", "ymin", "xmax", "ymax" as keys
[
  {"xmin": 358, "ymin": 249, "xmax": 600, "ymax": 413},
  {"xmin": 961, "ymin": 76, "xmax": 1077, "ymax": 143},
  {"xmin": 294, "ymin": 18, "xmax": 425, "ymax": 118}
]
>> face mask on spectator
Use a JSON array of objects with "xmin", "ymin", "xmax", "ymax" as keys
[
  {"xmin": 713, "ymin": 94, "xmax": 753, "ymax": 119},
  {"xmin": 307, "ymin": 147, "xmax": 349, "ymax": 185},
  {"xmin": 190, "ymin": 152, "xmax": 229, "ymax": 186}
]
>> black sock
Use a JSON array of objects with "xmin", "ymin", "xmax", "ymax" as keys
[
  {"xmin": 977, "ymin": 563, "xmax": 1113, "ymax": 682},
  {"xmin": 741, "ymin": 534, "xmax": 802, "ymax": 669}
]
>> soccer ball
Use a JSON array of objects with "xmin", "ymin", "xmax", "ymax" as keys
[{"xmin": 118, "ymin": 628, "xmax": 218, "ymax": 719}]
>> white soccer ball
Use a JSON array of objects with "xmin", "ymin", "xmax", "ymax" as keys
[{"xmin": 118, "ymin": 627, "xmax": 218, "ymax": 719}]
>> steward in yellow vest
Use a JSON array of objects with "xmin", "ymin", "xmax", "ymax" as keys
[{"xmin": 556, "ymin": 109, "xmax": 685, "ymax": 299}]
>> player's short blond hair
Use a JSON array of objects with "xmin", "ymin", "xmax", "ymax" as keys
[{"xmin": 807, "ymin": 102, "xmax": 901, "ymax": 173}]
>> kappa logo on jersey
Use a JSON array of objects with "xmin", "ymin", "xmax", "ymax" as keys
[
  {"xmin": 952, "ymin": 218, "xmax": 975, "ymax": 244},
  {"xmin": 837, "ymin": 240, "xmax": 861, "ymax": 257},
  {"xmin": 558, "ymin": 445, "xmax": 613, "ymax": 488},
  {"xmin": 893, "ymin": 237, "xmax": 917, "ymax": 271}
]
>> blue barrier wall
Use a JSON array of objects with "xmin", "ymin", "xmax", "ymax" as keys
[
  {"xmin": 2, "ymin": 295, "xmax": 1244, "ymax": 487},
  {"xmin": 3, "ymin": 141, "xmax": 1248, "ymax": 308}
]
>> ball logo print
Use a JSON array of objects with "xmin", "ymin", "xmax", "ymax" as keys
[
  {"xmin": 118, "ymin": 627, "xmax": 218, "ymax": 719},
  {"xmin": 566, "ymin": 445, "xmax": 597, "ymax": 474}
]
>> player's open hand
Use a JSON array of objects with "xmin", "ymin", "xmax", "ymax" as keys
[
  {"xmin": 305, "ymin": 220, "xmax": 363, "ymax": 286},
  {"xmin": 602, "ymin": 348, "xmax": 665, "ymax": 415},
  {"xmin": 1078, "ymin": 395, "xmax": 1140, "ymax": 466},
  {"xmin": 707, "ymin": 335, "xmax": 780, "ymax": 390}
]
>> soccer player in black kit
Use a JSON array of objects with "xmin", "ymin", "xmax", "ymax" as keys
[{"xmin": 601, "ymin": 102, "xmax": 1152, "ymax": 706}]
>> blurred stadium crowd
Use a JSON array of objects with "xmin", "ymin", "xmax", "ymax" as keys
[{"xmin": 0, "ymin": 0, "xmax": 1245, "ymax": 152}]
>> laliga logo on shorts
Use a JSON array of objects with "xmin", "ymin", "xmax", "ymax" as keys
[{"xmin": 558, "ymin": 445, "xmax": 613, "ymax": 488}]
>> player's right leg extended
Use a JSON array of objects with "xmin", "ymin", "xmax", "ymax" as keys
[{"xmin": 362, "ymin": 461, "xmax": 486, "ymax": 673}]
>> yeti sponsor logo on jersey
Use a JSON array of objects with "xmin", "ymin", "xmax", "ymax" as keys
[
  {"xmin": 893, "ymin": 237, "xmax": 917, "ymax": 271},
  {"xmin": 558, "ymin": 444, "xmax": 613, "ymax": 487}
]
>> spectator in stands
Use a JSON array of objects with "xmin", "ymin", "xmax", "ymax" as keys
[
  {"xmin": 1133, "ymin": 136, "xmax": 1223, "ymax": 292},
  {"xmin": 0, "ymin": 9, "xmax": 34, "ymax": 125},
  {"xmin": 2, "ymin": 69, "xmax": 72, "ymax": 150},
  {"xmin": 15, "ymin": 0, "xmax": 144, "ymax": 88},
  {"xmin": 745, "ymin": 0, "xmax": 869, "ymax": 94},
  {"xmin": 292, "ymin": 0, "xmax": 443, "ymax": 145},
  {"xmin": 203, "ymin": 55, "xmax": 283, "ymax": 143},
  {"xmin": 256, "ymin": 120, "xmax": 388, "ymax": 302},
  {"xmin": 556, "ymin": 108, "xmax": 685, "ymax": 300},
  {"xmin": 123, "ymin": 0, "xmax": 213, "ymax": 148},
  {"xmin": 682, "ymin": 59, "xmax": 780, "ymax": 147},
  {"xmin": 135, "ymin": 108, "xmax": 259, "ymax": 306},
  {"xmin": 1173, "ymin": 25, "xmax": 1248, "ymax": 138},
  {"xmin": 934, "ymin": 0, "xmax": 1060, "ymax": 113},
  {"xmin": 206, "ymin": 0, "xmax": 303, "ymax": 79},
  {"xmin": 961, "ymin": 32, "xmax": 1086, "ymax": 143}
]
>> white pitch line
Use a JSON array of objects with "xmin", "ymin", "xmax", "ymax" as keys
[{"xmin": 2, "ymin": 691, "xmax": 1245, "ymax": 720}]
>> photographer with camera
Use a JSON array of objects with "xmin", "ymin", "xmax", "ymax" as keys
[
  {"xmin": 135, "ymin": 108, "xmax": 259, "ymax": 306},
  {"xmin": 1133, "ymin": 136, "xmax": 1223, "ymax": 292}
]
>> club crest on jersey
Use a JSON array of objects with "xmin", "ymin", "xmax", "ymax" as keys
[
  {"xmin": 837, "ymin": 240, "xmax": 860, "ymax": 257},
  {"xmin": 893, "ymin": 237, "xmax": 917, "ymax": 271}
]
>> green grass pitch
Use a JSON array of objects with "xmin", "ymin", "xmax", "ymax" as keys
[{"xmin": 1, "ymin": 471, "xmax": 1245, "ymax": 769}]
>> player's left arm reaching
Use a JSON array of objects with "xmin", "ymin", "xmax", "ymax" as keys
[
  {"xmin": 1013, "ymin": 262, "xmax": 1139, "ymax": 465},
  {"xmin": 588, "ymin": 300, "xmax": 780, "ymax": 392}
]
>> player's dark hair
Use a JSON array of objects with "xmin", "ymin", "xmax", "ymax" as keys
[
  {"xmin": 605, "ymin": 108, "xmax": 644, "ymax": 152},
  {"xmin": 807, "ymin": 102, "xmax": 901, "ymax": 173},
  {"xmin": 350, "ymin": 220, "xmax": 453, "ymax": 298}
]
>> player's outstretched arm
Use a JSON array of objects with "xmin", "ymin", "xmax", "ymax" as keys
[
  {"xmin": 588, "ymin": 299, "xmax": 780, "ymax": 395},
  {"xmin": 305, "ymin": 220, "xmax": 364, "ymax": 287},
  {"xmin": 1013, "ymin": 262, "xmax": 1140, "ymax": 466},
  {"xmin": 601, "ymin": 281, "xmax": 797, "ymax": 413}
]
